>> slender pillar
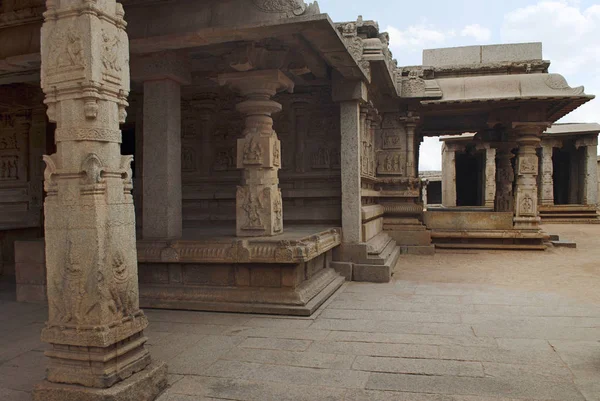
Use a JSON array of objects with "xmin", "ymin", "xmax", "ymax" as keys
[
  {"xmin": 340, "ymin": 100, "xmax": 362, "ymax": 244},
  {"xmin": 218, "ymin": 70, "xmax": 292, "ymax": 237},
  {"xmin": 494, "ymin": 143, "xmax": 516, "ymax": 212},
  {"xmin": 539, "ymin": 143, "xmax": 554, "ymax": 206},
  {"xmin": 484, "ymin": 146, "xmax": 496, "ymax": 208},
  {"xmin": 441, "ymin": 143, "xmax": 456, "ymax": 207},
  {"xmin": 513, "ymin": 123, "xmax": 548, "ymax": 230},
  {"xmin": 581, "ymin": 138, "xmax": 599, "ymax": 205},
  {"xmin": 36, "ymin": 1, "xmax": 166, "ymax": 399},
  {"xmin": 406, "ymin": 123, "xmax": 416, "ymax": 178}
]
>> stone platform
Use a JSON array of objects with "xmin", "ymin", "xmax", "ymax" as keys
[
  {"xmin": 136, "ymin": 226, "xmax": 344, "ymax": 316},
  {"xmin": 424, "ymin": 210, "xmax": 547, "ymax": 250}
]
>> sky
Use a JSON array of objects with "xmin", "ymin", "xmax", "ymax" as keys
[{"xmin": 318, "ymin": 0, "xmax": 600, "ymax": 171}]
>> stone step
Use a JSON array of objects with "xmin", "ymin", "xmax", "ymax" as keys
[
  {"xmin": 548, "ymin": 234, "xmax": 560, "ymax": 241},
  {"xmin": 366, "ymin": 232, "xmax": 392, "ymax": 255},
  {"xmin": 551, "ymin": 240, "xmax": 577, "ymax": 248},
  {"xmin": 367, "ymin": 238, "xmax": 397, "ymax": 265},
  {"xmin": 435, "ymin": 243, "xmax": 546, "ymax": 251}
]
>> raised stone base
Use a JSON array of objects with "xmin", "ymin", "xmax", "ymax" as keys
[
  {"xmin": 33, "ymin": 361, "xmax": 168, "ymax": 401},
  {"xmin": 431, "ymin": 230, "xmax": 547, "ymax": 250},
  {"xmin": 137, "ymin": 226, "xmax": 344, "ymax": 316},
  {"xmin": 539, "ymin": 205, "xmax": 600, "ymax": 224}
]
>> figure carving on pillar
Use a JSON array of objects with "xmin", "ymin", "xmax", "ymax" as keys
[{"xmin": 35, "ymin": 1, "xmax": 167, "ymax": 399}]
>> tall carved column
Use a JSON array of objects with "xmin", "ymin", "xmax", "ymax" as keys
[
  {"xmin": 494, "ymin": 143, "xmax": 516, "ymax": 212},
  {"xmin": 484, "ymin": 146, "xmax": 496, "ymax": 208},
  {"xmin": 218, "ymin": 70, "xmax": 293, "ymax": 237},
  {"xmin": 539, "ymin": 143, "xmax": 555, "ymax": 206},
  {"xmin": 441, "ymin": 143, "xmax": 457, "ymax": 207},
  {"xmin": 513, "ymin": 123, "xmax": 548, "ymax": 230},
  {"xmin": 36, "ymin": 1, "xmax": 166, "ymax": 400}
]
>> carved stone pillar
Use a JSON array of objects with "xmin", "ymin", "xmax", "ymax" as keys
[
  {"xmin": 494, "ymin": 143, "xmax": 516, "ymax": 212},
  {"xmin": 484, "ymin": 146, "xmax": 496, "ymax": 208},
  {"xmin": 539, "ymin": 143, "xmax": 555, "ymax": 206},
  {"xmin": 513, "ymin": 123, "xmax": 548, "ymax": 230},
  {"xmin": 218, "ymin": 70, "xmax": 293, "ymax": 237},
  {"xmin": 406, "ymin": 122, "xmax": 416, "ymax": 178},
  {"xmin": 441, "ymin": 143, "xmax": 456, "ymax": 207},
  {"xmin": 36, "ymin": 1, "xmax": 166, "ymax": 399},
  {"xmin": 359, "ymin": 106, "xmax": 368, "ymax": 176}
]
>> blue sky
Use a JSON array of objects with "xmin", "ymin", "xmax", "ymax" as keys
[{"xmin": 318, "ymin": 0, "xmax": 600, "ymax": 170}]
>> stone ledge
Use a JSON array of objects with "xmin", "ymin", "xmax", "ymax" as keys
[
  {"xmin": 137, "ymin": 228, "xmax": 341, "ymax": 264},
  {"xmin": 33, "ymin": 361, "xmax": 168, "ymax": 401}
]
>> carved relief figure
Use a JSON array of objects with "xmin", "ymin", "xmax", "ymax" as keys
[
  {"xmin": 243, "ymin": 137, "xmax": 262, "ymax": 165},
  {"xmin": 520, "ymin": 157, "xmax": 537, "ymax": 174},
  {"xmin": 213, "ymin": 147, "xmax": 235, "ymax": 171},
  {"xmin": 0, "ymin": 133, "xmax": 18, "ymax": 150},
  {"xmin": 242, "ymin": 189, "xmax": 264, "ymax": 230},
  {"xmin": 108, "ymin": 250, "xmax": 136, "ymax": 319},
  {"xmin": 273, "ymin": 196, "xmax": 283, "ymax": 232},
  {"xmin": 182, "ymin": 147, "xmax": 196, "ymax": 171},
  {"xmin": 311, "ymin": 147, "xmax": 330, "ymax": 169},
  {"xmin": 0, "ymin": 156, "xmax": 18, "ymax": 180},
  {"xmin": 50, "ymin": 28, "xmax": 84, "ymax": 69},
  {"xmin": 520, "ymin": 195, "xmax": 535, "ymax": 215},
  {"xmin": 100, "ymin": 29, "xmax": 121, "ymax": 73},
  {"xmin": 273, "ymin": 142, "xmax": 281, "ymax": 167}
]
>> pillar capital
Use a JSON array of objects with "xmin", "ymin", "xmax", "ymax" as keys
[
  {"xmin": 218, "ymin": 69, "xmax": 294, "ymax": 97},
  {"xmin": 130, "ymin": 51, "xmax": 191, "ymax": 85}
]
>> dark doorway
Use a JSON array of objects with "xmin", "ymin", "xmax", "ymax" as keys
[
  {"xmin": 428, "ymin": 181, "xmax": 442, "ymax": 204},
  {"xmin": 553, "ymin": 147, "xmax": 570, "ymax": 205},
  {"xmin": 121, "ymin": 123, "xmax": 136, "ymax": 178},
  {"xmin": 455, "ymin": 150, "xmax": 485, "ymax": 206}
]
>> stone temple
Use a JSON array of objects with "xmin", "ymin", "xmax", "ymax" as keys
[{"xmin": 0, "ymin": 0, "xmax": 596, "ymax": 399}]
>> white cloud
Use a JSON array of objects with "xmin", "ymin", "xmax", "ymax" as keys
[
  {"xmin": 501, "ymin": 1, "xmax": 600, "ymax": 126},
  {"xmin": 386, "ymin": 24, "xmax": 448, "ymax": 55},
  {"xmin": 460, "ymin": 24, "xmax": 491, "ymax": 42}
]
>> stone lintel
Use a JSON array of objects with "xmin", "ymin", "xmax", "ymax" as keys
[
  {"xmin": 136, "ymin": 228, "xmax": 341, "ymax": 264},
  {"xmin": 130, "ymin": 51, "xmax": 191, "ymax": 85}
]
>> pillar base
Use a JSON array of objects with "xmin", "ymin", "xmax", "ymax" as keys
[
  {"xmin": 33, "ymin": 362, "xmax": 167, "ymax": 401},
  {"xmin": 513, "ymin": 216, "xmax": 541, "ymax": 230}
]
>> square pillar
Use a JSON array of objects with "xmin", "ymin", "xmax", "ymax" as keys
[
  {"xmin": 35, "ymin": 1, "xmax": 167, "ymax": 399},
  {"xmin": 539, "ymin": 143, "xmax": 555, "ymax": 206},
  {"xmin": 484, "ymin": 146, "xmax": 496, "ymax": 208},
  {"xmin": 132, "ymin": 51, "xmax": 190, "ymax": 240},
  {"xmin": 142, "ymin": 79, "xmax": 182, "ymax": 239},
  {"xmin": 340, "ymin": 100, "xmax": 362, "ymax": 244},
  {"xmin": 494, "ymin": 143, "xmax": 516, "ymax": 212},
  {"xmin": 581, "ymin": 138, "xmax": 598, "ymax": 206},
  {"xmin": 441, "ymin": 143, "xmax": 456, "ymax": 207}
]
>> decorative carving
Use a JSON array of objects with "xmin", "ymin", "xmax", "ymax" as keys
[
  {"xmin": 213, "ymin": 147, "xmax": 236, "ymax": 171},
  {"xmin": 55, "ymin": 128, "xmax": 122, "ymax": 143},
  {"xmin": 182, "ymin": 147, "xmax": 196, "ymax": 172},
  {"xmin": 0, "ymin": 156, "xmax": 19, "ymax": 180},
  {"xmin": 520, "ymin": 195, "xmax": 535, "ymax": 216},
  {"xmin": 377, "ymin": 153, "xmax": 403, "ymax": 175},
  {"xmin": 0, "ymin": 132, "xmax": 18, "ymax": 150},
  {"xmin": 243, "ymin": 137, "xmax": 263, "ymax": 165},
  {"xmin": 519, "ymin": 156, "xmax": 537, "ymax": 175},
  {"xmin": 311, "ymin": 147, "xmax": 331, "ymax": 169},
  {"xmin": 100, "ymin": 29, "xmax": 122, "ymax": 73},
  {"xmin": 251, "ymin": 0, "xmax": 317, "ymax": 16},
  {"xmin": 81, "ymin": 154, "xmax": 105, "ymax": 185},
  {"xmin": 241, "ymin": 187, "xmax": 265, "ymax": 231},
  {"xmin": 274, "ymin": 240, "xmax": 294, "ymax": 262},
  {"xmin": 108, "ymin": 250, "xmax": 136, "ymax": 319},
  {"xmin": 273, "ymin": 195, "xmax": 283, "ymax": 233},
  {"xmin": 47, "ymin": 27, "xmax": 85, "ymax": 71},
  {"xmin": 273, "ymin": 141, "xmax": 281, "ymax": 167}
]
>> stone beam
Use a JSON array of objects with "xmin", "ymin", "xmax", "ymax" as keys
[{"xmin": 34, "ymin": 1, "xmax": 166, "ymax": 400}]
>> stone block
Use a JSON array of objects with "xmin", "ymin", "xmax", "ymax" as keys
[
  {"xmin": 281, "ymin": 264, "xmax": 303, "ymax": 288},
  {"xmin": 353, "ymin": 264, "xmax": 391, "ymax": 283},
  {"xmin": 424, "ymin": 211, "xmax": 514, "ymax": 230},
  {"xmin": 14, "ymin": 240, "xmax": 45, "ymax": 264},
  {"xmin": 388, "ymin": 230, "xmax": 431, "ymax": 246},
  {"xmin": 362, "ymin": 217, "xmax": 383, "ymax": 242},
  {"xmin": 331, "ymin": 261, "xmax": 353, "ymax": 281},
  {"xmin": 183, "ymin": 265, "xmax": 235, "ymax": 286},
  {"xmin": 33, "ymin": 362, "xmax": 168, "ymax": 401},
  {"xmin": 250, "ymin": 266, "xmax": 282, "ymax": 288},
  {"xmin": 423, "ymin": 45, "xmax": 481, "ymax": 66},
  {"xmin": 481, "ymin": 42, "xmax": 542, "ymax": 63},
  {"xmin": 15, "ymin": 262, "xmax": 46, "ymax": 285},
  {"xmin": 234, "ymin": 266, "xmax": 250, "ymax": 287},
  {"xmin": 401, "ymin": 245, "xmax": 435, "ymax": 255},
  {"xmin": 16, "ymin": 284, "xmax": 47, "ymax": 304}
]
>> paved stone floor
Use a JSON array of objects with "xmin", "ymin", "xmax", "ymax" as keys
[{"xmin": 1, "ymin": 224, "xmax": 599, "ymax": 401}]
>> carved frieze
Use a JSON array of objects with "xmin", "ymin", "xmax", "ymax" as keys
[
  {"xmin": 251, "ymin": 0, "xmax": 320, "ymax": 17},
  {"xmin": 518, "ymin": 155, "xmax": 538, "ymax": 175}
]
